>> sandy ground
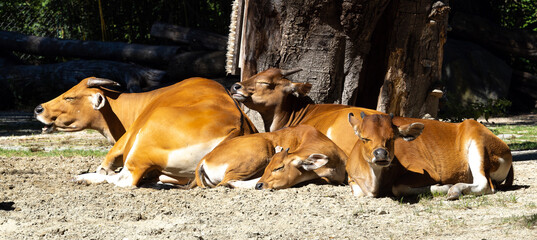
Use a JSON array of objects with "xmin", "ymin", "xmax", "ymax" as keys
[{"xmin": 1, "ymin": 113, "xmax": 537, "ymax": 239}]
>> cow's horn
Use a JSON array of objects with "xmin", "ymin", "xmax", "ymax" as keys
[
  {"xmin": 87, "ymin": 78, "xmax": 121, "ymax": 88},
  {"xmin": 281, "ymin": 69, "xmax": 302, "ymax": 76}
]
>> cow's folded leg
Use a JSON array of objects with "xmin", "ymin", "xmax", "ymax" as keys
[
  {"xmin": 225, "ymin": 177, "xmax": 261, "ymax": 189},
  {"xmin": 73, "ymin": 172, "xmax": 109, "ymax": 185},
  {"xmin": 447, "ymin": 181, "xmax": 492, "ymax": 200}
]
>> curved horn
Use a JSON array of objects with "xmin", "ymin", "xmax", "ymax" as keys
[
  {"xmin": 281, "ymin": 69, "xmax": 302, "ymax": 76},
  {"xmin": 87, "ymin": 78, "xmax": 121, "ymax": 88}
]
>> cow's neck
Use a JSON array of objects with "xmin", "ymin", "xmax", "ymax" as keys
[
  {"xmin": 101, "ymin": 91, "xmax": 160, "ymax": 142},
  {"xmin": 263, "ymin": 96, "xmax": 314, "ymax": 132},
  {"xmin": 365, "ymin": 161, "xmax": 403, "ymax": 197}
]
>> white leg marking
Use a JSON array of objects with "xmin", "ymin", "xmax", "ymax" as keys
[
  {"xmin": 467, "ymin": 140, "xmax": 489, "ymax": 194},
  {"xmin": 227, "ymin": 177, "xmax": 261, "ymax": 189},
  {"xmin": 106, "ymin": 167, "xmax": 134, "ymax": 188},
  {"xmin": 74, "ymin": 167, "xmax": 134, "ymax": 188},
  {"xmin": 163, "ymin": 137, "xmax": 227, "ymax": 177},
  {"xmin": 448, "ymin": 140, "xmax": 491, "ymax": 199},
  {"xmin": 201, "ymin": 161, "xmax": 229, "ymax": 187},
  {"xmin": 74, "ymin": 172, "xmax": 108, "ymax": 184},
  {"xmin": 350, "ymin": 180, "xmax": 365, "ymax": 197}
]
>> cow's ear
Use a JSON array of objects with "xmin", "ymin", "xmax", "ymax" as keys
[
  {"xmin": 348, "ymin": 113, "xmax": 362, "ymax": 136},
  {"xmin": 92, "ymin": 93, "xmax": 106, "ymax": 110},
  {"xmin": 397, "ymin": 122, "xmax": 424, "ymax": 141},
  {"xmin": 285, "ymin": 82, "xmax": 312, "ymax": 97},
  {"xmin": 293, "ymin": 154, "xmax": 329, "ymax": 171}
]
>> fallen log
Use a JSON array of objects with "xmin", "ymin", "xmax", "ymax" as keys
[
  {"xmin": 0, "ymin": 30, "xmax": 183, "ymax": 67},
  {"xmin": 0, "ymin": 60, "xmax": 165, "ymax": 110},
  {"xmin": 150, "ymin": 22, "xmax": 228, "ymax": 51},
  {"xmin": 166, "ymin": 51, "xmax": 226, "ymax": 80}
]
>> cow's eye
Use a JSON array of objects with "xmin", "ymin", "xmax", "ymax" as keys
[
  {"xmin": 257, "ymin": 82, "xmax": 271, "ymax": 86},
  {"xmin": 360, "ymin": 137, "xmax": 371, "ymax": 142},
  {"xmin": 63, "ymin": 97, "xmax": 75, "ymax": 102},
  {"xmin": 272, "ymin": 165, "xmax": 284, "ymax": 172}
]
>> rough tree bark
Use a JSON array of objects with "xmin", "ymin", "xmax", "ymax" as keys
[{"xmin": 237, "ymin": 0, "xmax": 450, "ymax": 118}]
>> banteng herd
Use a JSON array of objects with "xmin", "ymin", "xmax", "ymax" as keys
[{"xmin": 34, "ymin": 68, "xmax": 513, "ymax": 200}]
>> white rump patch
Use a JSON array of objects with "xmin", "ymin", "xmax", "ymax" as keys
[{"xmin": 490, "ymin": 157, "xmax": 511, "ymax": 182}]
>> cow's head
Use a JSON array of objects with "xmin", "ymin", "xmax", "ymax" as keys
[
  {"xmin": 255, "ymin": 146, "xmax": 330, "ymax": 190},
  {"xmin": 230, "ymin": 68, "xmax": 311, "ymax": 113},
  {"xmin": 34, "ymin": 77, "xmax": 120, "ymax": 135},
  {"xmin": 348, "ymin": 112, "xmax": 424, "ymax": 167}
]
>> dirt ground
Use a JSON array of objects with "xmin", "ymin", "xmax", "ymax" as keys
[{"xmin": 1, "ymin": 112, "xmax": 537, "ymax": 239}]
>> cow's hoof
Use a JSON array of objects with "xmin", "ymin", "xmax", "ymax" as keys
[
  {"xmin": 96, "ymin": 166, "xmax": 116, "ymax": 176},
  {"xmin": 446, "ymin": 188, "xmax": 462, "ymax": 200}
]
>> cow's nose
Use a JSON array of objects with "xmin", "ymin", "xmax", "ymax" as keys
[
  {"xmin": 373, "ymin": 148, "xmax": 388, "ymax": 160},
  {"xmin": 255, "ymin": 182, "xmax": 264, "ymax": 190},
  {"xmin": 34, "ymin": 105, "xmax": 44, "ymax": 115},
  {"xmin": 231, "ymin": 83, "xmax": 242, "ymax": 92}
]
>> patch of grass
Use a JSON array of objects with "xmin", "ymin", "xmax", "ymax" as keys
[
  {"xmin": 488, "ymin": 124, "xmax": 537, "ymax": 151},
  {"xmin": 503, "ymin": 214, "xmax": 537, "ymax": 229},
  {"xmin": 0, "ymin": 148, "xmax": 107, "ymax": 157}
]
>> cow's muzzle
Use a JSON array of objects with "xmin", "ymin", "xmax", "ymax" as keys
[
  {"xmin": 34, "ymin": 104, "xmax": 44, "ymax": 116},
  {"xmin": 372, "ymin": 148, "xmax": 390, "ymax": 166},
  {"xmin": 255, "ymin": 182, "xmax": 264, "ymax": 190},
  {"xmin": 230, "ymin": 83, "xmax": 247, "ymax": 101}
]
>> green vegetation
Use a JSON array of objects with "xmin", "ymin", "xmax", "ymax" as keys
[
  {"xmin": 0, "ymin": 148, "xmax": 107, "ymax": 158},
  {"xmin": 488, "ymin": 124, "xmax": 537, "ymax": 151},
  {"xmin": 503, "ymin": 214, "xmax": 537, "ymax": 229},
  {"xmin": 439, "ymin": 98, "xmax": 512, "ymax": 123},
  {"xmin": 0, "ymin": 0, "xmax": 232, "ymax": 64}
]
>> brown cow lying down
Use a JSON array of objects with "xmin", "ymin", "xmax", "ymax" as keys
[
  {"xmin": 34, "ymin": 77, "xmax": 192, "ymax": 182},
  {"xmin": 66, "ymin": 77, "xmax": 257, "ymax": 187},
  {"xmin": 347, "ymin": 112, "xmax": 513, "ymax": 200},
  {"xmin": 195, "ymin": 125, "xmax": 347, "ymax": 189},
  {"xmin": 230, "ymin": 68, "xmax": 513, "ymax": 199}
]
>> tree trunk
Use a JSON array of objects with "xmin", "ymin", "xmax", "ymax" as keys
[
  {"xmin": 0, "ymin": 30, "xmax": 182, "ymax": 68},
  {"xmin": 236, "ymin": 0, "xmax": 449, "ymax": 118},
  {"xmin": 0, "ymin": 60, "xmax": 165, "ymax": 110},
  {"xmin": 376, "ymin": 1, "xmax": 450, "ymax": 117}
]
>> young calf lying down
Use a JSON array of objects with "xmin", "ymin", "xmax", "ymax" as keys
[
  {"xmin": 195, "ymin": 125, "xmax": 347, "ymax": 189},
  {"xmin": 346, "ymin": 112, "xmax": 513, "ymax": 200}
]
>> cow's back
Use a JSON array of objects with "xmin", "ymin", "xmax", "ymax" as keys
[
  {"xmin": 392, "ymin": 117, "xmax": 511, "ymax": 185},
  {"xmin": 300, "ymin": 106, "xmax": 383, "ymax": 154}
]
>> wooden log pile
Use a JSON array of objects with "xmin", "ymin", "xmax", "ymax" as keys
[{"xmin": 0, "ymin": 24, "xmax": 229, "ymax": 110}]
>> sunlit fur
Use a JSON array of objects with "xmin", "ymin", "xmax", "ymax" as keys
[
  {"xmin": 75, "ymin": 77, "xmax": 257, "ymax": 187},
  {"xmin": 195, "ymin": 125, "xmax": 346, "ymax": 189},
  {"xmin": 231, "ymin": 68, "xmax": 513, "ymax": 199}
]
